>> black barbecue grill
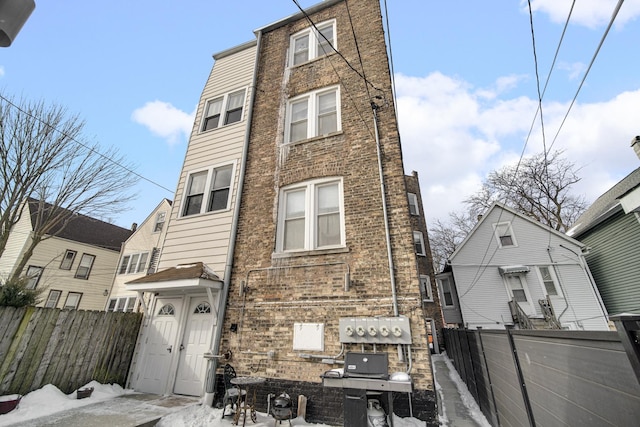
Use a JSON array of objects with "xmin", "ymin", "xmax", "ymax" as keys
[{"xmin": 321, "ymin": 352, "xmax": 412, "ymax": 427}]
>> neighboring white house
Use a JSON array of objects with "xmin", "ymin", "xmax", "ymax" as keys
[
  {"xmin": 442, "ymin": 202, "xmax": 609, "ymax": 331},
  {"xmin": 124, "ymin": 40, "xmax": 257, "ymax": 398},
  {"xmin": 0, "ymin": 198, "xmax": 133, "ymax": 311},
  {"xmin": 106, "ymin": 198, "xmax": 172, "ymax": 312}
]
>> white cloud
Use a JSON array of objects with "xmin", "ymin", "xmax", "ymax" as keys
[
  {"xmin": 0, "ymin": 66, "xmax": 5, "ymax": 78},
  {"xmin": 131, "ymin": 101, "xmax": 195, "ymax": 146},
  {"xmin": 527, "ymin": 0, "xmax": 640, "ymax": 29},
  {"xmin": 558, "ymin": 61, "xmax": 587, "ymax": 80},
  {"xmin": 396, "ymin": 72, "xmax": 640, "ymax": 226}
]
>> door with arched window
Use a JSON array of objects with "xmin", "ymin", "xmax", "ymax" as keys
[
  {"xmin": 173, "ymin": 297, "xmax": 215, "ymax": 396},
  {"xmin": 138, "ymin": 297, "xmax": 183, "ymax": 394}
]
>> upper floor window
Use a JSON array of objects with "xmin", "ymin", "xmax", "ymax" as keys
[
  {"xmin": 277, "ymin": 178, "xmax": 345, "ymax": 252},
  {"xmin": 493, "ymin": 222, "xmax": 516, "ymax": 247},
  {"xmin": 201, "ymin": 89, "xmax": 246, "ymax": 131},
  {"xmin": 74, "ymin": 254, "xmax": 95, "ymax": 280},
  {"xmin": 438, "ymin": 277, "xmax": 454, "ymax": 307},
  {"xmin": 413, "ymin": 231, "xmax": 426, "ymax": 256},
  {"xmin": 59, "ymin": 250, "xmax": 76, "ymax": 270},
  {"xmin": 286, "ymin": 86, "xmax": 341, "ymax": 144},
  {"xmin": 408, "ymin": 193, "xmax": 419, "ymax": 216},
  {"xmin": 538, "ymin": 266, "xmax": 560, "ymax": 296},
  {"xmin": 290, "ymin": 19, "xmax": 336, "ymax": 66},
  {"xmin": 420, "ymin": 275, "xmax": 433, "ymax": 302},
  {"xmin": 118, "ymin": 252, "xmax": 149, "ymax": 275},
  {"xmin": 182, "ymin": 163, "xmax": 234, "ymax": 217},
  {"xmin": 153, "ymin": 211, "xmax": 166, "ymax": 233},
  {"xmin": 25, "ymin": 265, "xmax": 43, "ymax": 289}
]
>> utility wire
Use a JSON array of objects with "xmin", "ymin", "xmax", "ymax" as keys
[
  {"xmin": 382, "ymin": 0, "xmax": 400, "ymax": 125},
  {"xmin": 0, "ymin": 93, "xmax": 175, "ymax": 194},
  {"xmin": 547, "ymin": 0, "xmax": 625, "ymax": 152},
  {"xmin": 345, "ymin": 0, "xmax": 372, "ymax": 102}
]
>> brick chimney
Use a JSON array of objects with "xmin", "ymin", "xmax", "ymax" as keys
[{"xmin": 632, "ymin": 135, "xmax": 640, "ymax": 161}]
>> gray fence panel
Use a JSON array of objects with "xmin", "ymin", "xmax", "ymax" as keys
[
  {"xmin": 481, "ymin": 332, "xmax": 529, "ymax": 427},
  {"xmin": 468, "ymin": 331, "xmax": 499, "ymax": 426},
  {"xmin": 512, "ymin": 331, "xmax": 640, "ymax": 426}
]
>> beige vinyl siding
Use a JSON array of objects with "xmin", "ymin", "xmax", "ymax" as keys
[
  {"xmin": 20, "ymin": 236, "xmax": 119, "ymax": 310},
  {"xmin": 0, "ymin": 210, "xmax": 32, "ymax": 277},
  {"xmin": 110, "ymin": 199, "xmax": 171, "ymax": 302},
  {"xmin": 158, "ymin": 43, "xmax": 256, "ymax": 274}
]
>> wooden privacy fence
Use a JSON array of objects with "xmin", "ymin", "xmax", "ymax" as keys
[
  {"xmin": 0, "ymin": 306, "xmax": 142, "ymax": 395},
  {"xmin": 443, "ymin": 328, "xmax": 640, "ymax": 427}
]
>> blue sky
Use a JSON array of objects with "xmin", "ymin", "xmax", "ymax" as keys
[{"xmin": 2, "ymin": 0, "xmax": 640, "ymax": 228}]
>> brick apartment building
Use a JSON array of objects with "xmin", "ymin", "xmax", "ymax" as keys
[{"xmin": 125, "ymin": 0, "xmax": 439, "ymax": 424}]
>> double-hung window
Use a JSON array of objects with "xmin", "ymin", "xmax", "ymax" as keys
[
  {"xmin": 287, "ymin": 86, "xmax": 340, "ymax": 143},
  {"xmin": 153, "ymin": 211, "xmax": 166, "ymax": 232},
  {"xmin": 278, "ymin": 178, "xmax": 344, "ymax": 252},
  {"xmin": 493, "ymin": 222, "xmax": 516, "ymax": 247},
  {"xmin": 182, "ymin": 163, "xmax": 234, "ymax": 217},
  {"xmin": 420, "ymin": 275, "xmax": 433, "ymax": 302},
  {"xmin": 63, "ymin": 292, "xmax": 82, "ymax": 310},
  {"xmin": 118, "ymin": 252, "xmax": 149, "ymax": 275},
  {"xmin": 290, "ymin": 20, "xmax": 336, "ymax": 66},
  {"xmin": 408, "ymin": 193, "xmax": 419, "ymax": 215},
  {"xmin": 74, "ymin": 254, "xmax": 95, "ymax": 280},
  {"xmin": 45, "ymin": 290, "xmax": 61, "ymax": 308},
  {"xmin": 59, "ymin": 250, "xmax": 76, "ymax": 270},
  {"xmin": 538, "ymin": 266, "xmax": 560, "ymax": 296},
  {"xmin": 202, "ymin": 89, "xmax": 246, "ymax": 131},
  {"xmin": 413, "ymin": 231, "xmax": 426, "ymax": 256},
  {"xmin": 438, "ymin": 277, "xmax": 454, "ymax": 307},
  {"xmin": 25, "ymin": 266, "xmax": 43, "ymax": 289}
]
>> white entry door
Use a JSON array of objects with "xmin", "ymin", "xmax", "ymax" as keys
[
  {"xmin": 173, "ymin": 298, "xmax": 214, "ymax": 396},
  {"xmin": 506, "ymin": 274, "xmax": 535, "ymax": 315},
  {"xmin": 137, "ymin": 297, "xmax": 182, "ymax": 394}
]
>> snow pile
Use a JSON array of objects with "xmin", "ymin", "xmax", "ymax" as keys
[
  {"xmin": 0, "ymin": 381, "xmax": 131, "ymax": 426},
  {"xmin": 156, "ymin": 404, "xmax": 427, "ymax": 427}
]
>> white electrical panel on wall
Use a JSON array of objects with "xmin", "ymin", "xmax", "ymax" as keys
[{"xmin": 293, "ymin": 322, "xmax": 325, "ymax": 351}]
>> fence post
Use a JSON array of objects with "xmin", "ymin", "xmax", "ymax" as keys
[
  {"xmin": 506, "ymin": 328, "xmax": 535, "ymax": 427},
  {"xmin": 609, "ymin": 314, "xmax": 640, "ymax": 385}
]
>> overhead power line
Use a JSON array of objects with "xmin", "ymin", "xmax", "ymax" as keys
[{"xmin": 0, "ymin": 93, "xmax": 175, "ymax": 194}]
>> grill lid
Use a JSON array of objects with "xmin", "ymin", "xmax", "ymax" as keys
[{"xmin": 343, "ymin": 352, "xmax": 388, "ymax": 379}]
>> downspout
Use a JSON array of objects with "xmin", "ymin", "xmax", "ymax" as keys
[
  {"xmin": 203, "ymin": 30, "xmax": 262, "ymax": 405},
  {"xmin": 371, "ymin": 102, "xmax": 399, "ymax": 318},
  {"xmin": 372, "ymin": 102, "xmax": 404, "ymax": 363}
]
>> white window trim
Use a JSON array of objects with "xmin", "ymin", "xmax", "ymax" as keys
[
  {"xmin": 437, "ymin": 277, "xmax": 455, "ymax": 308},
  {"xmin": 493, "ymin": 221, "xmax": 517, "ymax": 248},
  {"xmin": 413, "ymin": 231, "xmax": 426, "ymax": 256},
  {"xmin": 420, "ymin": 275, "xmax": 433, "ymax": 302},
  {"xmin": 285, "ymin": 85, "xmax": 342, "ymax": 144},
  {"xmin": 153, "ymin": 211, "xmax": 166, "ymax": 233},
  {"xmin": 289, "ymin": 19, "xmax": 337, "ymax": 67},
  {"xmin": 502, "ymin": 273, "xmax": 535, "ymax": 315},
  {"xmin": 276, "ymin": 177, "xmax": 345, "ymax": 253},
  {"xmin": 180, "ymin": 161, "xmax": 237, "ymax": 218},
  {"xmin": 200, "ymin": 88, "xmax": 247, "ymax": 132},
  {"xmin": 536, "ymin": 265, "xmax": 563, "ymax": 298},
  {"xmin": 118, "ymin": 252, "xmax": 150, "ymax": 275},
  {"xmin": 107, "ymin": 296, "xmax": 138, "ymax": 312},
  {"xmin": 408, "ymin": 193, "xmax": 419, "ymax": 216}
]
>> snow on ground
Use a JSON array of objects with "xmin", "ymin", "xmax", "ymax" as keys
[
  {"xmin": 0, "ymin": 381, "xmax": 132, "ymax": 426},
  {"xmin": 433, "ymin": 352, "xmax": 492, "ymax": 427},
  {"xmin": 156, "ymin": 404, "xmax": 427, "ymax": 427}
]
